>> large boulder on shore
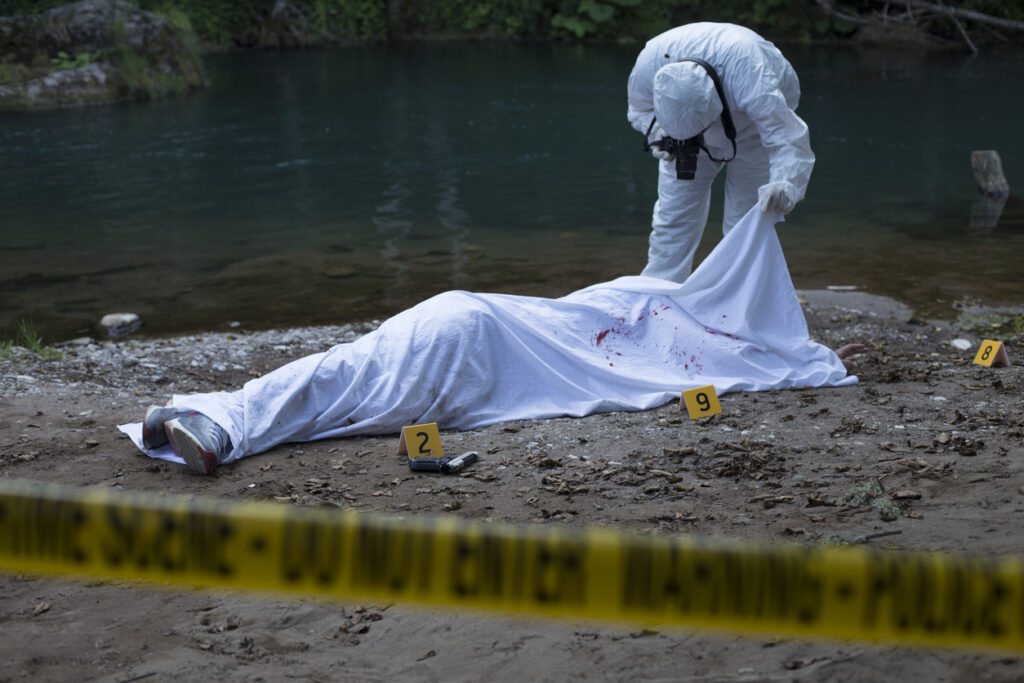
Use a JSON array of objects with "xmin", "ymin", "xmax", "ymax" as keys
[{"xmin": 0, "ymin": 0, "xmax": 203, "ymax": 110}]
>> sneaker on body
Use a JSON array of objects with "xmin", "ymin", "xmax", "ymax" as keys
[
  {"xmin": 164, "ymin": 412, "xmax": 231, "ymax": 475},
  {"xmin": 142, "ymin": 401, "xmax": 189, "ymax": 450}
]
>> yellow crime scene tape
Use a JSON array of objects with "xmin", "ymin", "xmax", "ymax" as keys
[{"xmin": 1, "ymin": 478, "xmax": 1022, "ymax": 651}]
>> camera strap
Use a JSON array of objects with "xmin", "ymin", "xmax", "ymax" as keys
[
  {"xmin": 642, "ymin": 56, "xmax": 738, "ymax": 163},
  {"xmin": 642, "ymin": 117, "xmax": 658, "ymax": 152},
  {"xmin": 677, "ymin": 57, "xmax": 737, "ymax": 163}
]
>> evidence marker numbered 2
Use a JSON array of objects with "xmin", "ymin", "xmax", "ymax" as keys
[
  {"xmin": 397, "ymin": 422, "xmax": 445, "ymax": 459},
  {"xmin": 396, "ymin": 423, "xmax": 478, "ymax": 474}
]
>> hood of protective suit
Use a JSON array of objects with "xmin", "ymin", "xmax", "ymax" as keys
[{"xmin": 653, "ymin": 61, "xmax": 723, "ymax": 140}]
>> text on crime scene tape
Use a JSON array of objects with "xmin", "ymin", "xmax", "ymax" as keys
[{"xmin": 1, "ymin": 479, "xmax": 1023, "ymax": 651}]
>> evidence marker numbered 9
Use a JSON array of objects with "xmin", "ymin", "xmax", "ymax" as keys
[{"xmin": 680, "ymin": 384, "xmax": 722, "ymax": 420}]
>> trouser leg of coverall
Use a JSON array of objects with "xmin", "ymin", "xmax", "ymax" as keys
[
  {"xmin": 641, "ymin": 153, "xmax": 721, "ymax": 283},
  {"xmin": 722, "ymin": 137, "xmax": 771, "ymax": 233}
]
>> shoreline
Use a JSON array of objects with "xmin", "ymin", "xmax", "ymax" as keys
[
  {"xmin": 2, "ymin": 287, "xmax": 1024, "ymax": 679},
  {"xmin": 2, "ymin": 288, "xmax": 1021, "ymax": 399},
  {"xmin": 5, "ymin": 276, "xmax": 1023, "ymax": 349}
]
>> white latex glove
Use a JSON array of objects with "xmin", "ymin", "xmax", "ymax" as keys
[
  {"xmin": 647, "ymin": 125, "xmax": 671, "ymax": 161},
  {"xmin": 758, "ymin": 180, "xmax": 800, "ymax": 215}
]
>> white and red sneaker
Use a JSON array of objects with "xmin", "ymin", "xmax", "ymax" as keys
[
  {"xmin": 164, "ymin": 413, "xmax": 231, "ymax": 475},
  {"xmin": 142, "ymin": 401, "xmax": 188, "ymax": 450}
]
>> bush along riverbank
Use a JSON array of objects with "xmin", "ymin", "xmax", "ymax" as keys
[
  {"xmin": 2, "ymin": 0, "xmax": 1021, "ymax": 109},
  {"xmin": 0, "ymin": 0, "xmax": 203, "ymax": 109},
  {"xmin": 5, "ymin": 0, "xmax": 1024, "ymax": 50}
]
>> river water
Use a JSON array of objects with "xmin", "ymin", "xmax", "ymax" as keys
[{"xmin": 2, "ymin": 43, "xmax": 1022, "ymax": 341}]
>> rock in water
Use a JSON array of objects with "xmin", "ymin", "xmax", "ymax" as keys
[
  {"xmin": 99, "ymin": 312, "xmax": 141, "ymax": 337},
  {"xmin": 971, "ymin": 150, "xmax": 1010, "ymax": 198}
]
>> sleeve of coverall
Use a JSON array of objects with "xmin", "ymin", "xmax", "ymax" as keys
[
  {"xmin": 734, "ymin": 55, "xmax": 815, "ymax": 203},
  {"xmin": 626, "ymin": 44, "xmax": 659, "ymax": 134}
]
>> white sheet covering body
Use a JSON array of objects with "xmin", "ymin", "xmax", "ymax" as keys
[{"xmin": 121, "ymin": 206, "xmax": 855, "ymax": 464}]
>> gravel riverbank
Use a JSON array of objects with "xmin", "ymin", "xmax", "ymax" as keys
[{"xmin": 2, "ymin": 289, "xmax": 1023, "ymax": 681}]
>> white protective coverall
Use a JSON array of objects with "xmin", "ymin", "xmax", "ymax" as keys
[
  {"xmin": 627, "ymin": 22, "xmax": 814, "ymax": 282},
  {"xmin": 120, "ymin": 205, "xmax": 854, "ymax": 466}
]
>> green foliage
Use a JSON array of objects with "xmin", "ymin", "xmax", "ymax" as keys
[
  {"xmin": 115, "ymin": 41, "xmax": 187, "ymax": 97},
  {"xmin": 0, "ymin": 319, "xmax": 63, "ymax": 361},
  {"xmin": 16, "ymin": 318, "xmax": 44, "ymax": 352},
  {"xmin": 330, "ymin": 0, "xmax": 388, "ymax": 42},
  {"xmin": 135, "ymin": 0, "xmax": 261, "ymax": 46},
  {"xmin": 0, "ymin": 0, "xmax": 66, "ymax": 15},
  {"xmin": 134, "ymin": 0, "xmax": 389, "ymax": 45},
  {"xmin": 394, "ymin": 0, "xmax": 551, "ymax": 39},
  {"xmin": 313, "ymin": 0, "xmax": 328, "ymax": 32},
  {"xmin": 687, "ymin": 0, "xmax": 834, "ymax": 41},
  {"xmin": 0, "ymin": 55, "xmax": 32, "ymax": 84},
  {"xmin": 97, "ymin": 10, "xmax": 201, "ymax": 98},
  {"xmin": 1, "ymin": 0, "xmax": 1021, "ymax": 45},
  {"xmin": 49, "ymin": 49, "xmax": 101, "ymax": 72},
  {"xmin": 551, "ymin": 0, "xmax": 644, "ymax": 40},
  {"xmin": 154, "ymin": 4, "xmax": 204, "ymax": 65}
]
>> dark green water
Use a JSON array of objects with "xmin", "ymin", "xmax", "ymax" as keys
[{"xmin": 2, "ymin": 43, "xmax": 1022, "ymax": 340}]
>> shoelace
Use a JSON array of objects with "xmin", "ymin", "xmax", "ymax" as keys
[{"xmin": 186, "ymin": 413, "xmax": 232, "ymax": 454}]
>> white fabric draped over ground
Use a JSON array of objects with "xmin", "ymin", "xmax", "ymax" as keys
[{"xmin": 121, "ymin": 205, "xmax": 855, "ymax": 464}]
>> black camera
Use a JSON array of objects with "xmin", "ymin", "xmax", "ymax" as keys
[
  {"xmin": 640, "ymin": 59, "xmax": 738, "ymax": 179},
  {"xmin": 651, "ymin": 134, "xmax": 703, "ymax": 180}
]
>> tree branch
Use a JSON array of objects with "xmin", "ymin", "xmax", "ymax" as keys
[
  {"xmin": 814, "ymin": 0, "xmax": 872, "ymax": 25},
  {"xmin": 933, "ymin": 0, "xmax": 977, "ymax": 52},
  {"xmin": 870, "ymin": 0, "xmax": 1024, "ymax": 32}
]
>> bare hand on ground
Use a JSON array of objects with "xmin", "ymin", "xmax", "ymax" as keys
[{"xmin": 835, "ymin": 343, "xmax": 869, "ymax": 371}]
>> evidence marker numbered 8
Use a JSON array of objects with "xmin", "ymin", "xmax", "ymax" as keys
[{"xmin": 973, "ymin": 339, "xmax": 1011, "ymax": 368}]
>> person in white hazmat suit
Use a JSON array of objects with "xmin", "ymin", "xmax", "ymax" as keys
[{"xmin": 627, "ymin": 22, "xmax": 814, "ymax": 282}]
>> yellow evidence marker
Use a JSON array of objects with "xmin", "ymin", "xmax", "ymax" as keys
[
  {"xmin": 397, "ymin": 422, "xmax": 445, "ymax": 459},
  {"xmin": 973, "ymin": 339, "xmax": 1011, "ymax": 367},
  {"xmin": 681, "ymin": 384, "xmax": 722, "ymax": 419}
]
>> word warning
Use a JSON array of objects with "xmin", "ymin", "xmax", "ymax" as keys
[{"xmin": 2, "ymin": 479, "xmax": 1024, "ymax": 651}]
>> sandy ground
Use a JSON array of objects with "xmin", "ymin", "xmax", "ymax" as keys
[{"xmin": 1, "ymin": 289, "xmax": 1023, "ymax": 682}]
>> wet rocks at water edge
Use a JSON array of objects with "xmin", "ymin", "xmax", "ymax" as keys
[
  {"xmin": 0, "ymin": 321, "xmax": 381, "ymax": 401},
  {"xmin": 98, "ymin": 312, "xmax": 141, "ymax": 338}
]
